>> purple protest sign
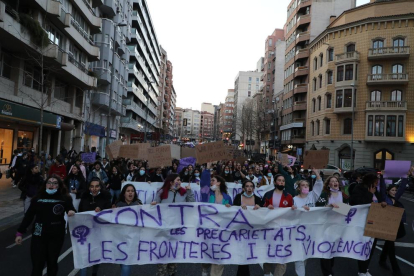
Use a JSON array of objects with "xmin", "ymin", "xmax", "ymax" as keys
[
  {"xmin": 288, "ymin": 155, "xmax": 296, "ymax": 166},
  {"xmin": 177, "ymin": 157, "xmax": 196, "ymax": 174},
  {"xmin": 384, "ymin": 160, "xmax": 411, "ymax": 178},
  {"xmin": 81, "ymin": 152, "xmax": 97, "ymax": 164}
]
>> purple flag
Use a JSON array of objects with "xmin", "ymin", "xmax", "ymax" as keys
[{"xmin": 177, "ymin": 157, "xmax": 196, "ymax": 173}]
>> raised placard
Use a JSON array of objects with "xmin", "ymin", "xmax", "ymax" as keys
[
  {"xmin": 195, "ymin": 141, "xmax": 228, "ymax": 164},
  {"xmin": 303, "ymin": 150, "xmax": 330, "ymax": 169},
  {"xmin": 118, "ymin": 143, "xmax": 150, "ymax": 160},
  {"xmin": 364, "ymin": 203, "xmax": 404, "ymax": 241},
  {"xmin": 147, "ymin": 145, "xmax": 173, "ymax": 168}
]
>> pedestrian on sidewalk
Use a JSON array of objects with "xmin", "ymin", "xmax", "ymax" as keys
[{"xmin": 15, "ymin": 175, "xmax": 75, "ymax": 276}]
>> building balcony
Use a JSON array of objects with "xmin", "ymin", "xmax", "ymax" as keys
[
  {"xmin": 293, "ymin": 118, "xmax": 306, "ymax": 123},
  {"xmin": 91, "ymin": 92, "xmax": 124, "ymax": 116},
  {"xmin": 296, "ymin": 13, "xmax": 310, "ymax": 27},
  {"xmin": 101, "ymin": 0, "xmax": 116, "ymax": 17},
  {"xmin": 294, "ymin": 83, "xmax": 307, "ymax": 94},
  {"xmin": 120, "ymin": 116, "xmax": 142, "ymax": 132},
  {"xmin": 368, "ymin": 46, "xmax": 410, "ymax": 60},
  {"xmin": 365, "ymin": 101, "xmax": 407, "ymax": 111},
  {"xmin": 72, "ymin": 0, "xmax": 101, "ymax": 32},
  {"xmin": 295, "ymin": 48, "xmax": 309, "ymax": 60},
  {"xmin": 335, "ymin": 51, "xmax": 360, "ymax": 64},
  {"xmin": 65, "ymin": 55, "xmax": 97, "ymax": 88},
  {"xmin": 95, "ymin": 68, "xmax": 111, "ymax": 84},
  {"xmin": 293, "ymin": 101, "xmax": 307, "ymax": 111},
  {"xmin": 367, "ymin": 74, "xmax": 408, "ymax": 85},
  {"xmin": 299, "ymin": 0, "xmax": 312, "ymax": 8},
  {"xmin": 68, "ymin": 17, "xmax": 100, "ymax": 60},
  {"xmin": 294, "ymin": 66, "xmax": 309, "ymax": 78},
  {"xmin": 43, "ymin": 44, "xmax": 68, "ymax": 66},
  {"xmin": 291, "ymin": 135, "xmax": 306, "ymax": 144},
  {"xmin": 296, "ymin": 31, "xmax": 310, "ymax": 43},
  {"xmin": 365, "ymin": 135, "xmax": 405, "ymax": 143},
  {"xmin": 34, "ymin": 0, "xmax": 61, "ymax": 17},
  {"xmin": 333, "ymin": 105, "xmax": 353, "ymax": 114}
]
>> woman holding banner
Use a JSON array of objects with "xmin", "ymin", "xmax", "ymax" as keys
[
  {"xmin": 292, "ymin": 168, "xmax": 323, "ymax": 276},
  {"xmin": 151, "ymin": 174, "xmax": 194, "ymax": 276},
  {"xmin": 316, "ymin": 175, "xmax": 349, "ymax": 276},
  {"xmin": 233, "ymin": 180, "xmax": 261, "ymax": 276}
]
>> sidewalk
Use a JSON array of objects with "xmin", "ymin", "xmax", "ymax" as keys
[{"xmin": 0, "ymin": 177, "xmax": 24, "ymax": 230}]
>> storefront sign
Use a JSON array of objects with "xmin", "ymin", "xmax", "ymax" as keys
[{"xmin": 0, "ymin": 99, "xmax": 59, "ymax": 127}]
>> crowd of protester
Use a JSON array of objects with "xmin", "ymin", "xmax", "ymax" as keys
[{"xmin": 9, "ymin": 146, "xmax": 411, "ymax": 276}]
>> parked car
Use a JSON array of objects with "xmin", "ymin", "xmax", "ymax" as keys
[{"xmin": 322, "ymin": 164, "xmax": 342, "ymax": 178}]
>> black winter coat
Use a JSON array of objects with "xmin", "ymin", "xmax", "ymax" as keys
[{"xmin": 78, "ymin": 190, "xmax": 112, "ymax": 212}]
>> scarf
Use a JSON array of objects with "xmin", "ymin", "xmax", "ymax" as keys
[{"xmin": 160, "ymin": 187, "xmax": 187, "ymax": 200}]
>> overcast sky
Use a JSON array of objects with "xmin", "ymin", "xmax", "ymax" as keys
[{"xmin": 148, "ymin": 0, "xmax": 370, "ymax": 110}]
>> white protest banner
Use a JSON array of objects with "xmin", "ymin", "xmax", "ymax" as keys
[
  {"xmin": 69, "ymin": 204, "xmax": 373, "ymax": 269},
  {"xmin": 122, "ymin": 182, "xmax": 275, "ymax": 204}
]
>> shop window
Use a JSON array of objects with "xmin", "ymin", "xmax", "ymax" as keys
[
  {"xmin": 17, "ymin": 131, "xmax": 34, "ymax": 151},
  {"xmin": 0, "ymin": 128, "xmax": 14, "ymax": 164}
]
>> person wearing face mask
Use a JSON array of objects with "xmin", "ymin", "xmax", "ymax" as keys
[
  {"xmin": 258, "ymin": 170, "xmax": 274, "ymax": 187},
  {"xmin": 232, "ymin": 180, "xmax": 261, "ymax": 276},
  {"xmin": 78, "ymin": 178, "xmax": 112, "ymax": 276},
  {"xmin": 245, "ymin": 168, "xmax": 259, "ymax": 186},
  {"xmin": 377, "ymin": 171, "xmax": 409, "ymax": 276},
  {"xmin": 132, "ymin": 166, "xmax": 151, "ymax": 183},
  {"xmin": 291, "ymin": 169, "xmax": 323, "ymax": 276},
  {"xmin": 151, "ymin": 174, "xmax": 194, "ymax": 276},
  {"xmin": 151, "ymin": 167, "xmax": 165, "ymax": 182},
  {"xmin": 15, "ymin": 175, "xmax": 75, "ymax": 276},
  {"xmin": 275, "ymin": 161, "xmax": 300, "ymax": 196},
  {"xmin": 315, "ymin": 176, "xmax": 349, "ymax": 276},
  {"xmin": 261, "ymin": 174, "xmax": 294, "ymax": 276},
  {"xmin": 220, "ymin": 165, "xmax": 234, "ymax": 182},
  {"xmin": 189, "ymin": 168, "xmax": 202, "ymax": 184}
]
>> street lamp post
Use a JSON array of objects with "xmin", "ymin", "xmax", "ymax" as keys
[
  {"xmin": 106, "ymin": 20, "xmax": 127, "ymax": 150},
  {"xmin": 144, "ymin": 80, "xmax": 155, "ymax": 143},
  {"xmin": 350, "ymin": 84, "xmax": 356, "ymax": 170}
]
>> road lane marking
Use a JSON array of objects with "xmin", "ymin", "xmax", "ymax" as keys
[
  {"xmin": 42, "ymin": 247, "xmax": 73, "ymax": 275},
  {"xmin": 375, "ymin": 246, "xmax": 414, "ymax": 268},
  {"xmin": 6, "ymin": 234, "xmax": 32, "ymax": 249},
  {"xmin": 401, "ymin": 196, "xmax": 414, "ymax": 202},
  {"xmin": 377, "ymin": 241, "xmax": 414, "ymax": 248},
  {"xmin": 68, "ymin": 268, "xmax": 80, "ymax": 276}
]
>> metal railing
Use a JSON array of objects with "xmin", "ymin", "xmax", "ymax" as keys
[
  {"xmin": 68, "ymin": 55, "xmax": 89, "ymax": 74},
  {"xmin": 70, "ymin": 17, "xmax": 95, "ymax": 46}
]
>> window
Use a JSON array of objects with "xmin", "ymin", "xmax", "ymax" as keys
[
  {"xmin": 344, "ymin": 89, "xmax": 353, "ymax": 107},
  {"xmin": 386, "ymin": 115, "xmax": 397, "ymax": 137},
  {"xmin": 312, "ymin": 98, "xmax": 316, "ymax": 112},
  {"xmin": 367, "ymin": 115, "xmax": 373, "ymax": 136},
  {"xmin": 248, "ymin": 91, "xmax": 251, "ymax": 97},
  {"xmin": 248, "ymin": 84, "xmax": 251, "ymax": 89},
  {"xmin": 316, "ymin": 120, "xmax": 320, "ymax": 135},
  {"xmin": 313, "ymin": 78, "xmax": 317, "ymax": 91},
  {"xmin": 317, "ymin": 96, "xmax": 321, "ymax": 111},
  {"xmin": 337, "ymin": 66, "xmax": 344, "ymax": 82},
  {"xmin": 336, "ymin": 90, "xmax": 343, "ymax": 108},
  {"xmin": 372, "ymin": 39, "xmax": 384, "ymax": 54},
  {"xmin": 346, "ymin": 44, "xmax": 355, "ymax": 52},
  {"xmin": 320, "ymin": 54, "xmax": 323, "ymax": 67},
  {"xmin": 343, "ymin": 118, "xmax": 352, "ymax": 135},
  {"xmin": 345, "ymin": 64, "xmax": 353, "ymax": 80},
  {"xmin": 392, "ymin": 64, "xmax": 403, "ymax": 79},
  {"xmin": 326, "ymin": 94, "xmax": 332, "ymax": 108},
  {"xmin": 328, "ymin": 48, "xmax": 334, "ymax": 62},
  {"xmin": 391, "ymin": 90, "xmax": 402, "ymax": 101},
  {"xmin": 55, "ymin": 79, "xmax": 70, "ymax": 103},
  {"xmin": 268, "ymin": 39, "xmax": 273, "ymax": 46},
  {"xmin": 398, "ymin": 116, "xmax": 404, "ymax": 137},
  {"xmin": 249, "ymin": 77, "xmax": 252, "ymax": 82},
  {"xmin": 314, "ymin": 57, "xmax": 318, "ymax": 70},
  {"xmin": 371, "ymin": 65, "xmax": 383, "ymax": 79},
  {"xmin": 370, "ymin": 90, "xmax": 381, "ymax": 101},
  {"xmin": 311, "ymin": 121, "xmax": 314, "ymax": 136},
  {"xmin": 327, "ymin": 70, "xmax": 333, "ymax": 84},
  {"xmin": 75, "ymin": 88, "xmax": 83, "ymax": 108},
  {"xmin": 0, "ymin": 50, "xmax": 12, "ymax": 79},
  {"xmin": 374, "ymin": 115, "xmax": 385, "ymax": 136},
  {"xmin": 318, "ymin": 75, "xmax": 322, "ymax": 88},
  {"xmin": 23, "ymin": 63, "xmax": 43, "ymax": 92},
  {"xmin": 325, "ymin": 119, "xmax": 331, "ymax": 134},
  {"xmin": 393, "ymin": 38, "xmax": 405, "ymax": 48}
]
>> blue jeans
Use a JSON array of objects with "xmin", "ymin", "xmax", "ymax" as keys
[
  {"xmin": 110, "ymin": 189, "xmax": 121, "ymax": 203},
  {"xmin": 79, "ymin": 265, "xmax": 99, "ymax": 276},
  {"xmin": 120, "ymin": 264, "xmax": 131, "ymax": 276}
]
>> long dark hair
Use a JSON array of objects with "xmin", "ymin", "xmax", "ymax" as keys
[
  {"xmin": 111, "ymin": 166, "xmax": 124, "ymax": 180},
  {"xmin": 35, "ymin": 174, "xmax": 69, "ymax": 199},
  {"xmin": 212, "ymin": 175, "xmax": 228, "ymax": 195},
  {"xmin": 160, "ymin": 174, "xmax": 179, "ymax": 192},
  {"xmin": 118, "ymin": 184, "xmax": 139, "ymax": 203}
]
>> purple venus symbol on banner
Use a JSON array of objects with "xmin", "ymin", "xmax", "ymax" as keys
[
  {"xmin": 72, "ymin": 225, "xmax": 90, "ymax": 245},
  {"xmin": 345, "ymin": 208, "xmax": 357, "ymax": 224}
]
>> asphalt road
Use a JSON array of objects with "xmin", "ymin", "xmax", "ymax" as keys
[{"xmin": 1, "ymin": 195, "xmax": 414, "ymax": 276}]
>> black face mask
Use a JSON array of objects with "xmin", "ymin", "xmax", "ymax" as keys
[{"xmin": 275, "ymin": 184, "xmax": 284, "ymax": 191}]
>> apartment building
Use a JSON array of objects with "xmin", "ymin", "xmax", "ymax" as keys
[
  {"xmin": 174, "ymin": 106, "xmax": 183, "ymax": 139},
  {"xmin": 181, "ymin": 108, "xmax": 201, "ymax": 141},
  {"xmin": 222, "ymin": 89, "xmax": 234, "ymax": 141},
  {"xmin": 200, "ymin": 102, "xmax": 214, "ymax": 141},
  {"xmin": 233, "ymin": 71, "xmax": 263, "ymax": 142},
  {"xmin": 121, "ymin": 0, "xmax": 161, "ymax": 144},
  {"xmin": 0, "ymin": 0, "xmax": 101, "ymax": 160},
  {"xmin": 84, "ymin": 0, "xmax": 131, "ymax": 156},
  {"xmin": 281, "ymin": 0, "xmax": 355, "ymax": 157},
  {"xmin": 259, "ymin": 29, "xmax": 285, "ymax": 146},
  {"xmin": 307, "ymin": 0, "xmax": 414, "ymax": 170}
]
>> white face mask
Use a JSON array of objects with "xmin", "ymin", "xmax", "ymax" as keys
[
  {"xmin": 210, "ymin": 185, "xmax": 218, "ymax": 192},
  {"xmin": 46, "ymin": 189, "xmax": 57, "ymax": 195}
]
